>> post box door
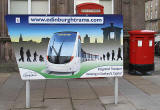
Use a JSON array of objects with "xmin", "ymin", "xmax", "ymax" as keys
[
  {"xmin": 130, "ymin": 38, "xmax": 137, "ymax": 64},
  {"xmin": 135, "ymin": 38, "xmax": 154, "ymax": 64}
]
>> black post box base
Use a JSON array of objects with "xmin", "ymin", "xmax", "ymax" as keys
[{"xmin": 129, "ymin": 64, "xmax": 154, "ymax": 75}]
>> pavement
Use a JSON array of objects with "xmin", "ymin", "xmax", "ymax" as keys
[{"xmin": 0, "ymin": 56, "xmax": 160, "ymax": 110}]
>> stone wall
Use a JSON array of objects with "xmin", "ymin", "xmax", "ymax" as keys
[
  {"xmin": 0, "ymin": 0, "xmax": 74, "ymax": 72},
  {"xmin": 0, "ymin": 0, "xmax": 145, "ymax": 72},
  {"xmin": 114, "ymin": 0, "xmax": 145, "ymax": 69}
]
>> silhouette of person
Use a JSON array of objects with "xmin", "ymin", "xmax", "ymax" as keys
[
  {"xmin": 100, "ymin": 57, "xmax": 102, "ymax": 61},
  {"xmin": 117, "ymin": 48, "xmax": 122, "ymax": 60},
  {"xmin": 33, "ymin": 51, "xmax": 38, "ymax": 62},
  {"xmin": 112, "ymin": 50, "xmax": 115, "ymax": 61},
  {"xmin": 19, "ymin": 47, "xmax": 24, "ymax": 62},
  {"xmin": 26, "ymin": 49, "xmax": 31, "ymax": 62},
  {"xmin": 39, "ymin": 55, "xmax": 44, "ymax": 62},
  {"xmin": 103, "ymin": 54, "xmax": 106, "ymax": 60},
  {"xmin": 107, "ymin": 52, "xmax": 110, "ymax": 60}
]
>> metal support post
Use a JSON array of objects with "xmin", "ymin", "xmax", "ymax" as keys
[
  {"xmin": 26, "ymin": 80, "xmax": 30, "ymax": 108},
  {"xmin": 114, "ymin": 77, "xmax": 118, "ymax": 104},
  {"xmin": 112, "ymin": 0, "xmax": 114, "ymax": 14}
]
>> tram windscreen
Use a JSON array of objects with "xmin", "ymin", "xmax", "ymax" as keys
[{"xmin": 47, "ymin": 32, "xmax": 77, "ymax": 64}]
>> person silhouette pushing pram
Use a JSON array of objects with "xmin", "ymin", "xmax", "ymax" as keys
[{"xmin": 39, "ymin": 55, "xmax": 44, "ymax": 62}]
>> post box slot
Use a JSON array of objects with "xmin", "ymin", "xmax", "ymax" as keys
[{"xmin": 136, "ymin": 37, "xmax": 144, "ymax": 38}]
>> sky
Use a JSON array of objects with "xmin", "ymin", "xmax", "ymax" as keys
[{"xmin": 5, "ymin": 15, "xmax": 123, "ymax": 43}]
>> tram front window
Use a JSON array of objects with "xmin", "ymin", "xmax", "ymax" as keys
[{"xmin": 47, "ymin": 33, "xmax": 76, "ymax": 64}]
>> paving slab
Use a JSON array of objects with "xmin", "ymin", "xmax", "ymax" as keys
[
  {"xmin": 0, "ymin": 101, "xmax": 15, "ymax": 110},
  {"xmin": 73, "ymin": 99, "xmax": 105, "ymax": 110},
  {"xmin": 14, "ymin": 99, "xmax": 44, "ymax": 109},
  {"xmin": 124, "ymin": 75, "xmax": 160, "ymax": 95},
  {"xmin": 0, "ymin": 73, "xmax": 11, "ymax": 87},
  {"xmin": 44, "ymin": 79, "xmax": 69, "ymax": 99},
  {"xmin": 118, "ymin": 77, "xmax": 137, "ymax": 89},
  {"xmin": 119, "ymin": 78, "xmax": 144, "ymax": 96},
  {"xmin": 44, "ymin": 99, "xmax": 73, "ymax": 110},
  {"xmin": 12, "ymin": 107, "xmax": 45, "ymax": 110},
  {"xmin": 87, "ymin": 79, "xmax": 112, "ymax": 87},
  {"xmin": 0, "ymin": 74, "xmax": 24, "ymax": 110},
  {"xmin": 0, "ymin": 77, "xmax": 8, "ymax": 87},
  {"xmin": 151, "ymin": 95, "xmax": 160, "ymax": 102},
  {"xmin": 30, "ymin": 80, "xmax": 46, "ymax": 100},
  {"xmin": 154, "ymin": 56, "xmax": 160, "ymax": 71},
  {"xmin": 87, "ymin": 79, "xmax": 115, "ymax": 97},
  {"xmin": 14, "ymin": 90, "xmax": 44, "ymax": 109},
  {"xmin": 0, "ymin": 73, "xmax": 11, "ymax": 77},
  {"xmin": 143, "ymin": 75, "xmax": 160, "ymax": 86},
  {"xmin": 106, "ymin": 103, "xmax": 136, "ymax": 110},
  {"xmin": 99, "ymin": 96, "xmax": 129, "ymax": 105},
  {"xmin": 14, "ymin": 80, "xmax": 46, "ymax": 108},
  {"xmin": 119, "ymin": 78, "xmax": 160, "ymax": 110},
  {"xmin": 68, "ymin": 79, "xmax": 97, "ymax": 100}
]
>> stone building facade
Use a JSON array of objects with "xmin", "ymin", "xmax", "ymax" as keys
[
  {"xmin": 145, "ymin": 0, "xmax": 160, "ymax": 33},
  {"xmin": 0, "ymin": 0, "xmax": 145, "ymax": 72},
  {"xmin": 0, "ymin": 0, "xmax": 74, "ymax": 72},
  {"xmin": 114, "ymin": 0, "xmax": 145, "ymax": 68}
]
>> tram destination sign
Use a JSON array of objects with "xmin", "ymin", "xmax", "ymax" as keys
[{"xmin": 6, "ymin": 15, "xmax": 123, "ymax": 80}]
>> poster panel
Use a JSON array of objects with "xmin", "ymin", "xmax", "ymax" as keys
[{"xmin": 6, "ymin": 15, "xmax": 123, "ymax": 80}]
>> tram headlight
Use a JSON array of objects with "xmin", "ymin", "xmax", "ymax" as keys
[{"xmin": 70, "ymin": 56, "xmax": 74, "ymax": 61}]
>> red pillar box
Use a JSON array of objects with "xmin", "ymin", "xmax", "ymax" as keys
[
  {"xmin": 128, "ymin": 30, "xmax": 157, "ymax": 75},
  {"xmin": 76, "ymin": 3, "xmax": 104, "ymax": 15}
]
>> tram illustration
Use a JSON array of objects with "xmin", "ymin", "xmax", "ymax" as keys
[
  {"xmin": 46, "ymin": 31, "xmax": 100, "ymax": 75},
  {"xmin": 46, "ymin": 31, "xmax": 81, "ymax": 74}
]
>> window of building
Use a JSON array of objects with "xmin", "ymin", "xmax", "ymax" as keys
[
  {"xmin": 146, "ymin": 12, "xmax": 149, "ymax": 20},
  {"xmin": 99, "ymin": 0, "xmax": 113, "ymax": 14},
  {"xmin": 31, "ymin": 0, "xmax": 48, "ymax": 14},
  {"xmin": 150, "ymin": 1, "xmax": 152, "ymax": 8},
  {"xmin": 156, "ymin": 22, "xmax": 158, "ymax": 31},
  {"xmin": 9, "ymin": 0, "xmax": 50, "ymax": 14},
  {"xmin": 150, "ymin": 22, "xmax": 152, "ymax": 30},
  {"xmin": 151, "ymin": 11, "xmax": 152, "ymax": 19},
  {"xmin": 156, "ymin": 0, "xmax": 158, "ymax": 7},
  {"xmin": 10, "ymin": 0, "xmax": 28, "ymax": 14},
  {"xmin": 155, "ymin": 9, "xmax": 158, "ymax": 18}
]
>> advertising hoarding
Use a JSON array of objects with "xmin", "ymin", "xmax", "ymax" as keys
[{"xmin": 6, "ymin": 15, "xmax": 123, "ymax": 80}]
